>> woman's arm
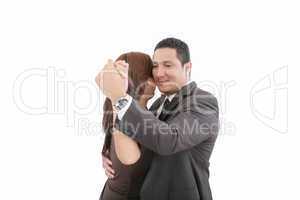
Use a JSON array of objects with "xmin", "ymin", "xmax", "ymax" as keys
[
  {"xmin": 104, "ymin": 78, "xmax": 155, "ymax": 171},
  {"xmin": 112, "ymin": 129, "xmax": 141, "ymax": 165},
  {"xmin": 110, "ymin": 95, "xmax": 148, "ymax": 165}
]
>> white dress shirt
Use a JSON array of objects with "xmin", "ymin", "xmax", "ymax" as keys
[{"xmin": 117, "ymin": 80, "xmax": 192, "ymax": 120}]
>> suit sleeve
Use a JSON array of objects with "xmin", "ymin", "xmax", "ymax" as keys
[{"xmin": 115, "ymin": 94, "xmax": 219, "ymax": 156}]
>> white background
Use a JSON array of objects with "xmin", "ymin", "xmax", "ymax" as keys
[{"xmin": 0, "ymin": 0, "xmax": 299, "ymax": 199}]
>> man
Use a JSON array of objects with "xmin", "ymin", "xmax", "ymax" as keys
[{"xmin": 96, "ymin": 38, "xmax": 219, "ymax": 200}]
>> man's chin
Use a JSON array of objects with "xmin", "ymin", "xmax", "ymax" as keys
[
  {"xmin": 157, "ymin": 85, "xmax": 175, "ymax": 94},
  {"xmin": 157, "ymin": 85, "xmax": 168, "ymax": 92}
]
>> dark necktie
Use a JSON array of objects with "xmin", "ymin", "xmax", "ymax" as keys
[{"xmin": 158, "ymin": 98, "xmax": 172, "ymax": 120}]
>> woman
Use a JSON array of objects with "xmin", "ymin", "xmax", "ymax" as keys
[{"xmin": 99, "ymin": 52, "xmax": 156, "ymax": 200}]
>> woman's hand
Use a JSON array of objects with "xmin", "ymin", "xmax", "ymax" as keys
[
  {"xmin": 95, "ymin": 59, "xmax": 129, "ymax": 104},
  {"xmin": 139, "ymin": 78, "xmax": 156, "ymax": 104}
]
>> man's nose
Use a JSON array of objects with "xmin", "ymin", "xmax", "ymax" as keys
[{"xmin": 155, "ymin": 66, "xmax": 165, "ymax": 77}]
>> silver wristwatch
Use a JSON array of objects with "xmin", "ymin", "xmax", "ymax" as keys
[{"xmin": 113, "ymin": 95, "xmax": 130, "ymax": 111}]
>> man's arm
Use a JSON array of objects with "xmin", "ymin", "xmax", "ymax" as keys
[{"xmin": 115, "ymin": 94, "xmax": 219, "ymax": 156}]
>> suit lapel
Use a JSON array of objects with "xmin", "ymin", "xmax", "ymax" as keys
[
  {"xmin": 158, "ymin": 96, "xmax": 179, "ymax": 121},
  {"xmin": 149, "ymin": 95, "xmax": 166, "ymax": 116}
]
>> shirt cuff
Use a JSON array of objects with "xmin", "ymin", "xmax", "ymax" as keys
[{"xmin": 117, "ymin": 95, "xmax": 133, "ymax": 120}]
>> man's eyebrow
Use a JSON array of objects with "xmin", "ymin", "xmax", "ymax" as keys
[{"xmin": 153, "ymin": 60, "xmax": 173, "ymax": 64}]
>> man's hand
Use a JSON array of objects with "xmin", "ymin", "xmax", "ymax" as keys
[
  {"xmin": 95, "ymin": 59, "xmax": 129, "ymax": 104},
  {"xmin": 102, "ymin": 154, "xmax": 115, "ymax": 179}
]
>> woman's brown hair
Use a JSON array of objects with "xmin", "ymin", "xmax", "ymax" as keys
[{"xmin": 101, "ymin": 52, "xmax": 153, "ymax": 156}]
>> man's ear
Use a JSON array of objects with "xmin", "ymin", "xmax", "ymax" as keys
[{"xmin": 184, "ymin": 62, "xmax": 192, "ymax": 79}]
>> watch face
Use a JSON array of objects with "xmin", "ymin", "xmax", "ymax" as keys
[
  {"xmin": 119, "ymin": 98, "xmax": 128, "ymax": 104},
  {"xmin": 116, "ymin": 98, "xmax": 128, "ymax": 110}
]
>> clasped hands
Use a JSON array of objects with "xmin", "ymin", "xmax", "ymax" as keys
[{"xmin": 95, "ymin": 59, "xmax": 129, "ymax": 104}]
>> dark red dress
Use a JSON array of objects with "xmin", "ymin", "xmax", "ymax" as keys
[{"xmin": 100, "ymin": 138, "xmax": 153, "ymax": 200}]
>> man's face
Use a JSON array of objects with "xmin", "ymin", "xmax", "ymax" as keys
[{"xmin": 152, "ymin": 48, "xmax": 190, "ymax": 95}]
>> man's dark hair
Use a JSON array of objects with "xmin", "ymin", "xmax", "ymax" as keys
[{"xmin": 154, "ymin": 37, "xmax": 190, "ymax": 65}]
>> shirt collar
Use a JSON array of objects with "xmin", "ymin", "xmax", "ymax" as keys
[{"xmin": 166, "ymin": 93, "xmax": 176, "ymax": 101}]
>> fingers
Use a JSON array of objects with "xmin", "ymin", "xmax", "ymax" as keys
[
  {"xmin": 104, "ymin": 166, "xmax": 115, "ymax": 179},
  {"xmin": 102, "ymin": 156, "xmax": 115, "ymax": 178},
  {"xmin": 101, "ymin": 59, "xmax": 115, "ymax": 72},
  {"xmin": 147, "ymin": 78, "xmax": 156, "ymax": 87},
  {"xmin": 107, "ymin": 59, "xmax": 114, "ymax": 64},
  {"xmin": 102, "ymin": 155, "xmax": 112, "ymax": 165},
  {"xmin": 104, "ymin": 59, "xmax": 127, "ymax": 70},
  {"xmin": 103, "ymin": 59, "xmax": 128, "ymax": 79},
  {"xmin": 95, "ymin": 75, "xmax": 100, "ymax": 85},
  {"xmin": 105, "ymin": 169, "xmax": 114, "ymax": 179},
  {"xmin": 114, "ymin": 60, "xmax": 127, "ymax": 66},
  {"xmin": 114, "ymin": 61, "xmax": 129, "ymax": 79}
]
